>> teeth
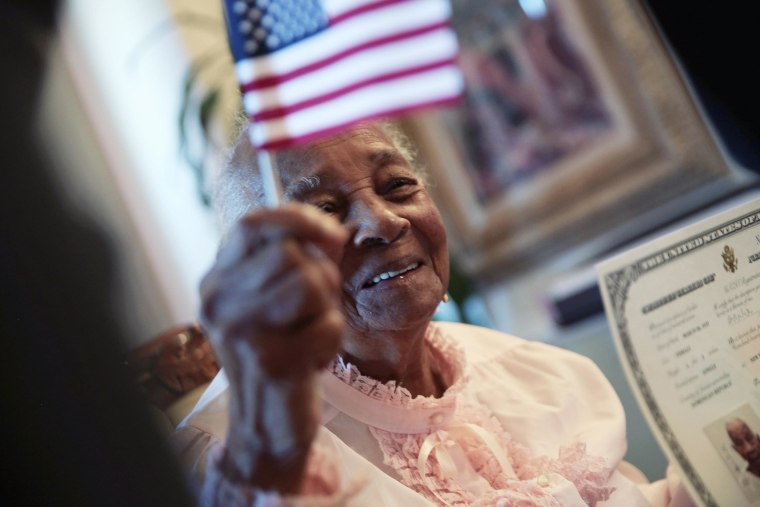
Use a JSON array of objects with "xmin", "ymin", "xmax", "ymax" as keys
[{"xmin": 369, "ymin": 262, "xmax": 419, "ymax": 286}]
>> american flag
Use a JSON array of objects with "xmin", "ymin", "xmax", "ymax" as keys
[{"xmin": 222, "ymin": 0, "xmax": 464, "ymax": 150}]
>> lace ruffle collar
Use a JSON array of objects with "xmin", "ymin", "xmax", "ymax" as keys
[{"xmin": 318, "ymin": 324, "xmax": 467, "ymax": 434}]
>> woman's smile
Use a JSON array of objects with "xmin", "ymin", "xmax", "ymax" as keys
[{"xmin": 363, "ymin": 261, "xmax": 421, "ymax": 288}]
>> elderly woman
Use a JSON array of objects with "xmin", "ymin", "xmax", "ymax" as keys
[
  {"xmin": 171, "ymin": 120, "xmax": 691, "ymax": 506},
  {"xmin": 726, "ymin": 418, "xmax": 760, "ymax": 478}
]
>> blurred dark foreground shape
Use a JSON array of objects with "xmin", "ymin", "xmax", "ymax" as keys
[{"xmin": 0, "ymin": 1, "xmax": 197, "ymax": 505}]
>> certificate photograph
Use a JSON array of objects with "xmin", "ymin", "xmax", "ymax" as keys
[
  {"xmin": 596, "ymin": 198, "xmax": 760, "ymax": 507},
  {"xmin": 704, "ymin": 403, "xmax": 760, "ymax": 503}
]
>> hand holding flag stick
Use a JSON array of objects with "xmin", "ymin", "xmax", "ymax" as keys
[{"xmin": 222, "ymin": 0, "xmax": 465, "ymax": 206}]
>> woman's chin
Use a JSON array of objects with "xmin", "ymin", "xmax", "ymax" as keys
[{"xmin": 353, "ymin": 283, "xmax": 441, "ymax": 331}]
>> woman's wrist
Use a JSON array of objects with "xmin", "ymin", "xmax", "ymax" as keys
[
  {"xmin": 220, "ymin": 442, "xmax": 311, "ymax": 493},
  {"xmin": 222, "ymin": 373, "xmax": 319, "ymax": 492}
]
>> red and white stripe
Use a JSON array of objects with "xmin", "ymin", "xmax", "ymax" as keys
[{"xmin": 236, "ymin": 0, "xmax": 463, "ymax": 150}]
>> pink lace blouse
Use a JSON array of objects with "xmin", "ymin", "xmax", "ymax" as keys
[{"xmin": 171, "ymin": 322, "xmax": 683, "ymax": 506}]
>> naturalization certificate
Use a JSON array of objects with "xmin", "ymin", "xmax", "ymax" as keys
[{"xmin": 597, "ymin": 197, "xmax": 760, "ymax": 507}]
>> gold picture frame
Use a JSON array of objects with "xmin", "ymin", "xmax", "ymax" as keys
[{"xmin": 403, "ymin": 0, "xmax": 736, "ymax": 280}]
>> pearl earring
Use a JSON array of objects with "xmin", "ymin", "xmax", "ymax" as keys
[{"xmin": 442, "ymin": 293, "xmax": 449, "ymax": 303}]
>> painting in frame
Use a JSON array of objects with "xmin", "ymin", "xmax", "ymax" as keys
[{"xmin": 402, "ymin": 0, "xmax": 736, "ymax": 281}]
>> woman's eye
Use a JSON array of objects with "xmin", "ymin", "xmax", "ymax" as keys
[
  {"xmin": 386, "ymin": 178, "xmax": 418, "ymax": 196},
  {"xmin": 316, "ymin": 201, "xmax": 337, "ymax": 214}
]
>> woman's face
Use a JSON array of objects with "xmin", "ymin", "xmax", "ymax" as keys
[
  {"xmin": 279, "ymin": 124, "xmax": 449, "ymax": 334},
  {"xmin": 728, "ymin": 419, "xmax": 760, "ymax": 463}
]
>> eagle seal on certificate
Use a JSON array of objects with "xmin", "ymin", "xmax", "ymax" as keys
[{"xmin": 722, "ymin": 245, "xmax": 739, "ymax": 273}]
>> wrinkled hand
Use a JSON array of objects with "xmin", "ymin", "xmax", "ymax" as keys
[
  {"xmin": 198, "ymin": 203, "xmax": 348, "ymax": 490},
  {"xmin": 200, "ymin": 203, "xmax": 347, "ymax": 379},
  {"xmin": 153, "ymin": 326, "xmax": 219, "ymax": 395}
]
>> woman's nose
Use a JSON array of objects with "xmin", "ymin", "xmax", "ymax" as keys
[{"xmin": 349, "ymin": 198, "xmax": 410, "ymax": 248}]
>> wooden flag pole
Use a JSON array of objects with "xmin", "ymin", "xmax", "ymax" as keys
[{"xmin": 257, "ymin": 149, "xmax": 283, "ymax": 208}]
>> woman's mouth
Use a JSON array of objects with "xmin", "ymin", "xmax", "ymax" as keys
[{"xmin": 363, "ymin": 262, "xmax": 420, "ymax": 288}]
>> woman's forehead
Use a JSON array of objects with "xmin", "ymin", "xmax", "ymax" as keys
[
  {"xmin": 308, "ymin": 125, "xmax": 391, "ymax": 157},
  {"xmin": 729, "ymin": 421, "xmax": 753, "ymax": 438},
  {"xmin": 277, "ymin": 125, "xmax": 396, "ymax": 177}
]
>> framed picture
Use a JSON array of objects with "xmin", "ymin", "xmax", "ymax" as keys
[{"xmin": 403, "ymin": 0, "xmax": 737, "ymax": 280}]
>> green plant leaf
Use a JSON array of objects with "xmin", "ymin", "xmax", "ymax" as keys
[{"xmin": 199, "ymin": 89, "xmax": 220, "ymax": 133}]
